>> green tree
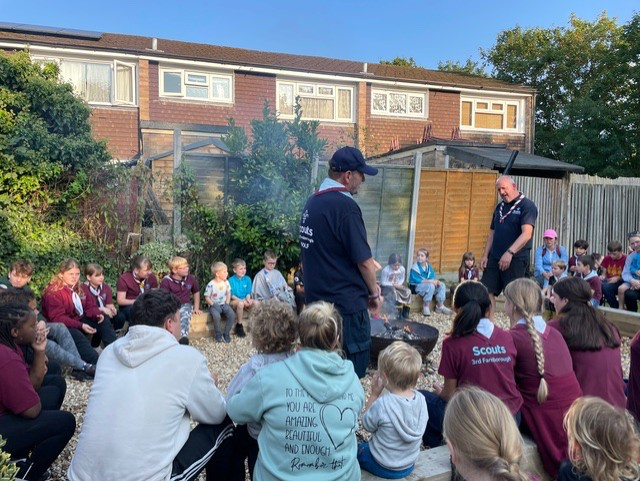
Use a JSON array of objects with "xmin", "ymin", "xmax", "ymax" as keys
[
  {"xmin": 379, "ymin": 56, "xmax": 419, "ymax": 68},
  {"xmin": 483, "ymin": 12, "xmax": 637, "ymax": 176},
  {"xmin": 0, "ymin": 50, "xmax": 136, "ymax": 290},
  {"xmin": 437, "ymin": 58, "xmax": 487, "ymax": 77}
]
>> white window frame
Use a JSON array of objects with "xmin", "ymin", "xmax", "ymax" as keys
[
  {"xmin": 460, "ymin": 97, "xmax": 523, "ymax": 133},
  {"xmin": 32, "ymin": 55, "xmax": 137, "ymax": 107},
  {"xmin": 370, "ymin": 88, "xmax": 427, "ymax": 119},
  {"xmin": 159, "ymin": 67, "xmax": 234, "ymax": 104},
  {"xmin": 276, "ymin": 80, "xmax": 354, "ymax": 123}
]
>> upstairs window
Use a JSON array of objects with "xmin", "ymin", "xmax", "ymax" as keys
[
  {"xmin": 34, "ymin": 57, "xmax": 136, "ymax": 105},
  {"xmin": 160, "ymin": 68, "xmax": 233, "ymax": 103},
  {"xmin": 277, "ymin": 81, "xmax": 353, "ymax": 122},
  {"xmin": 371, "ymin": 88, "xmax": 426, "ymax": 118},
  {"xmin": 460, "ymin": 98, "xmax": 521, "ymax": 131}
]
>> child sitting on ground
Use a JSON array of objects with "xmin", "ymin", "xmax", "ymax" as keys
[
  {"xmin": 251, "ymin": 250, "xmax": 294, "ymax": 308},
  {"xmin": 408, "ymin": 248, "xmax": 451, "ymax": 316},
  {"xmin": 568, "ymin": 239, "xmax": 589, "ymax": 276},
  {"xmin": 159, "ymin": 256, "xmax": 201, "ymax": 345},
  {"xmin": 226, "ymin": 299, "xmax": 297, "ymax": 480},
  {"xmin": 0, "ymin": 259, "xmax": 34, "ymax": 291},
  {"xmin": 204, "ymin": 262, "xmax": 236, "ymax": 343},
  {"xmin": 558, "ymin": 396, "xmax": 640, "ymax": 481},
  {"xmin": 380, "ymin": 254, "xmax": 412, "ymax": 320},
  {"xmin": 228, "ymin": 258, "xmax": 255, "ymax": 337},
  {"xmin": 82, "ymin": 263, "xmax": 125, "ymax": 344},
  {"xmin": 359, "ymin": 341, "xmax": 428, "ymax": 479},
  {"xmin": 458, "ymin": 252, "xmax": 479, "ymax": 283},
  {"xmin": 577, "ymin": 254, "xmax": 602, "ymax": 307}
]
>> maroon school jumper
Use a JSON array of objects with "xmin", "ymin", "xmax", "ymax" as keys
[
  {"xmin": 548, "ymin": 319, "xmax": 626, "ymax": 408},
  {"xmin": 0, "ymin": 343, "xmax": 39, "ymax": 416},
  {"xmin": 510, "ymin": 324, "xmax": 582, "ymax": 478},
  {"xmin": 438, "ymin": 324, "xmax": 523, "ymax": 415},
  {"xmin": 41, "ymin": 286, "xmax": 85, "ymax": 329},
  {"xmin": 159, "ymin": 274, "xmax": 199, "ymax": 305},
  {"xmin": 115, "ymin": 272, "xmax": 158, "ymax": 301},
  {"xmin": 627, "ymin": 332, "xmax": 640, "ymax": 422},
  {"xmin": 81, "ymin": 283, "xmax": 114, "ymax": 321}
]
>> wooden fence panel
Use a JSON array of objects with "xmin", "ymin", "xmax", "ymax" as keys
[
  {"xmin": 415, "ymin": 170, "xmax": 447, "ymax": 271},
  {"xmin": 468, "ymin": 171, "xmax": 500, "ymax": 267},
  {"xmin": 441, "ymin": 171, "xmax": 472, "ymax": 272}
]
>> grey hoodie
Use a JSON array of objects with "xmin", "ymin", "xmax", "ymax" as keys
[{"xmin": 362, "ymin": 390, "xmax": 428, "ymax": 470}]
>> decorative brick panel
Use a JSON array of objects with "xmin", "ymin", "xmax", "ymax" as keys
[{"xmin": 89, "ymin": 107, "xmax": 139, "ymax": 160}]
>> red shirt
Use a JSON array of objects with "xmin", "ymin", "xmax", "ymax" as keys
[
  {"xmin": 628, "ymin": 332, "xmax": 640, "ymax": 422},
  {"xmin": 41, "ymin": 286, "xmax": 85, "ymax": 329},
  {"xmin": 548, "ymin": 319, "xmax": 626, "ymax": 409},
  {"xmin": 0, "ymin": 343, "xmax": 39, "ymax": 416},
  {"xmin": 438, "ymin": 324, "xmax": 523, "ymax": 414},
  {"xmin": 584, "ymin": 273, "xmax": 602, "ymax": 303},
  {"xmin": 601, "ymin": 255, "xmax": 626, "ymax": 279},
  {"xmin": 116, "ymin": 272, "xmax": 158, "ymax": 301},
  {"xmin": 159, "ymin": 274, "xmax": 199, "ymax": 305},
  {"xmin": 81, "ymin": 283, "xmax": 114, "ymax": 320}
]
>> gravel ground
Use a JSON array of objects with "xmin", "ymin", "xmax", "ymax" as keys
[{"xmin": 50, "ymin": 310, "xmax": 632, "ymax": 480}]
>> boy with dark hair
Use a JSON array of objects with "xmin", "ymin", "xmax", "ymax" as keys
[
  {"xmin": 600, "ymin": 241, "xmax": 626, "ymax": 308},
  {"xmin": 68, "ymin": 289, "xmax": 234, "ymax": 481},
  {"xmin": 0, "ymin": 259, "xmax": 35, "ymax": 290},
  {"xmin": 568, "ymin": 240, "xmax": 589, "ymax": 276},
  {"xmin": 577, "ymin": 254, "xmax": 602, "ymax": 306}
]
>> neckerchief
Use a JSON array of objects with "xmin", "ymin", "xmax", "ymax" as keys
[
  {"xmin": 498, "ymin": 192, "xmax": 525, "ymax": 223},
  {"xmin": 165, "ymin": 275, "xmax": 186, "ymax": 288},
  {"xmin": 86, "ymin": 282, "xmax": 104, "ymax": 308},
  {"xmin": 465, "ymin": 268, "xmax": 474, "ymax": 280},
  {"xmin": 67, "ymin": 284, "xmax": 84, "ymax": 316},
  {"xmin": 132, "ymin": 272, "xmax": 146, "ymax": 294}
]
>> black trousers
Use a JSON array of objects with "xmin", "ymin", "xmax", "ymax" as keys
[
  {"xmin": 84, "ymin": 316, "xmax": 117, "ymax": 346},
  {"xmin": 171, "ymin": 416, "xmax": 236, "ymax": 481},
  {"xmin": 229, "ymin": 424, "xmax": 259, "ymax": 480},
  {"xmin": 625, "ymin": 289, "xmax": 640, "ymax": 312},
  {"xmin": 38, "ymin": 373, "xmax": 67, "ymax": 410},
  {"xmin": 68, "ymin": 327, "xmax": 99, "ymax": 365},
  {"xmin": 0, "ymin": 410, "xmax": 75, "ymax": 481}
]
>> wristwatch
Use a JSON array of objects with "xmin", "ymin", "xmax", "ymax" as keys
[{"xmin": 507, "ymin": 249, "xmax": 516, "ymax": 256}]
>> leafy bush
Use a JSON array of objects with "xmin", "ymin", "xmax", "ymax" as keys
[
  {"xmin": 0, "ymin": 436, "xmax": 17, "ymax": 481},
  {"xmin": 134, "ymin": 241, "xmax": 178, "ymax": 279}
]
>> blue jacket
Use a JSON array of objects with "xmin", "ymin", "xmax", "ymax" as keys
[
  {"xmin": 408, "ymin": 262, "xmax": 435, "ymax": 287},
  {"xmin": 227, "ymin": 349, "xmax": 364, "ymax": 481},
  {"xmin": 534, "ymin": 244, "xmax": 568, "ymax": 277}
]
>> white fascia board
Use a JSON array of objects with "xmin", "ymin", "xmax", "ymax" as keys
[{"xmin": 1, "ymin": 41, "xmax": 533, "ymax": 98}]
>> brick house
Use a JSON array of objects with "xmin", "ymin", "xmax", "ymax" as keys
[{"xmin": 0, "ymin": 23, "xmax": 536, "ymax": 162}]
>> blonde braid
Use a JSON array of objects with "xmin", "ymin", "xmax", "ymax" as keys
[{"xmin": 523, "ymin": 309, "xmax": 548, "ymax": 404}]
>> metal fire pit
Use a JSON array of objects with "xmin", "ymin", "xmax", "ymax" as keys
[{"xmin": 370, "ymin": 316, "xmax": 439, "ymax": 362}]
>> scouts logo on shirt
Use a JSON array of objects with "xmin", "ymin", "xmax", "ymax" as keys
[
  {"xmin": 471, "ymin": 345, "xmax": 511, "ymax": 365},
  {"xmin": 302, "ymin": 210, "xmax": 309, "ymax": 224}
]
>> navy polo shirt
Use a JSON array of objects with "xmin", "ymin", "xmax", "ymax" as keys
[
  {"xmin": 489, "ymin": 196, "xmax": 537, "ymax": 260},
  {"xmin": 300, "ymin": 190, "xmax": 372, "ymax": 314}
]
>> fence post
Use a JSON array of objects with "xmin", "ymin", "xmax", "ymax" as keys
[
  {"xmin": 407, "ymin": 152, "xmax": 422, "ymax": 270},
  {"xmin": 173, "ymin": 129, "xmax": 182, "ymax": 244}
]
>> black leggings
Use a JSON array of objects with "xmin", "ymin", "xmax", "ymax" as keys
[
  {"xmin": 68, "ymin": 327, "xmax": 99, "ymax": 365},
  {"xmin": 0, "ymin": 410, "xmax": 75, "ymax": 481},
  {"xmin": 38, "ymin": 373, "xmax": 67, "ymax": 410}
]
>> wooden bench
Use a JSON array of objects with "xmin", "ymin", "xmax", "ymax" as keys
[
  {"xmin": 361, "ymin": 436, "xmax": 550, "ymax": 481},
  {"xmin": 599, "ymin": 306, "xmax": 640, "ymax": 337}
]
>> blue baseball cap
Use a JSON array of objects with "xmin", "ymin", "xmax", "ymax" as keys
[{"xmin": 329, "ymin": 147, "xmax": 378, "ymax": 176}]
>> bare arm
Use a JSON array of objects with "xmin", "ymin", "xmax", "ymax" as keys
[
  {"xmin": 116, "ymin": 291, "xmax": 135, "ymax": 307},
  {"xmin": 358, "ymin": 257, "xmax": 382, "ymax": 309},
  {"xmin": 498, "ymin": 224, "xmax": 534, "ymax": 271},
  {"xmin": 192, "ymin": 292, "xmax": 201, "ymax": 314},
  {"xmin": 480, "ymin": 230, "xmax": 495, "ymax": 270},
  {"xmin": 21, "ymin": 401, "xmax": 42, "ymax": 419},
  {"xmin": 437, "ymin": 378, "xmax": 458, "ymax": 402}
]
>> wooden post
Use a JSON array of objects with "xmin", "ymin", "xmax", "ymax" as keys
[
  {"xmin": 173, "ymin": 129, "xmax": 182, "ymax": 243},
  {"xmin": 407, "ymin": 151, "xmax": 422, "ymax": 270}
]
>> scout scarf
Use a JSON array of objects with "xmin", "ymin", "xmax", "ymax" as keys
[
  {"xmin": 498, "ymin": 192, "xmax": 525, "ymax": 223},
  {"xmin": 132, "ymin": 272, "xmax": 146, "ymax": 294},
  {"xmin": 67, "ymin": 284, "xmax": 84, "ymax": 316},
  {"xmin": 164, "ymin": 274, "xmax": 186, "ymax": 287},
  {"xmin": 86, "ymin": 282, "xmax": 105, "ymax": 308},
  {"xmin": 314, "ymin": 186, "xmax": 349, "ymax": 196}
]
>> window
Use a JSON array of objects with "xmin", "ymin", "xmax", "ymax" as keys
[
  {"xmin": 160, "ymin": 68, "xmax": 233, "ymax": 103},
  {"xmin": 460, "ymin": 98, "xmax": 521, "ymax": 131},
  {"xmin": 371, "ymin": 88, "xmax": 426, "ymax": 118},
  {"xmin": 34, "ymin": 56, "xmax": 136, "ymax": 105},
  {"xmin": 277, "ymin": 81, "xmax": 353, "ymax": 122}
]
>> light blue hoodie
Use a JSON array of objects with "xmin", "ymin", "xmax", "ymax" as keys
[{"xmin": 227, "ymin": 349, "xmax": 365, "ymax": 481}]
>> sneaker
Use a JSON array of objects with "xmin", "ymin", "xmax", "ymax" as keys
[
  {"xmin": 215, "ymin": 335, "xmax": 223, "ymax": 343},
  {"xmin": 435, "ymin": 305, "xmax": 452, "ymax": 315},
  {"xmin": 84, "ymin": 363, "xmax": 96, "ymax": 377},
  {"xmin": 234, "ymin": 323, "xmax": 246, "ymax": 338},
  {"xmin": 223, "ymin": 334, "xmax": 231, "ymax": 343},
  {"xmin": 179, "ymin": 336, "xmax": 190, "ymax": 345},
  {"xmin": 422, "ymin": 305, "xmax": 431, "ymax": 316},
  {"xmin": 71, "ymin": 369, "xmax": 90, "ymax": 382}
]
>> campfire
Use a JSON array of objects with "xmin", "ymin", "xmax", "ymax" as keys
[
  {"xmin": 369, "ymin": 314, "xmax": 439, "ymax": 362},
  {"xmin": 377, "ymin": 315, "xmax": 422, "ymax": 341}
]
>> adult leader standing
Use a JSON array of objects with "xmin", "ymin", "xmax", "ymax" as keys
[
  {"xmin": 300, "ymin": 146, "xmax": 382, "ymax": 378},
  {"xmin": 481, "ymin": 175, "xmax": 537, "ymax": 309}
]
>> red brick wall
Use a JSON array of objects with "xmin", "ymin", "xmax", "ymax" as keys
[
  {"xmin": 148, "ymin": 63, "xmax": 276, "ymax": 132},
  {"xmin": 89, "ymin": 107, "xmax": 139, "ymax": 160},
  {"xmin": 318, "ymin": 124, "xmax": 355, "ymax": 154}
]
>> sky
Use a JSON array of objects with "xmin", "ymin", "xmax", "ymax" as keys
[{"xmin": 0, "ymin": 1, "xmax": 637, "ymax": 70}]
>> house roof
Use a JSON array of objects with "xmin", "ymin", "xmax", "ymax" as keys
[{"xmin": 0, "ymin": 23, "xmax": 535, "ymax": 94}]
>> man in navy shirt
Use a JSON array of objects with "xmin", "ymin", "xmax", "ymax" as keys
[
  {"xmin": 300, "ymin": 146, "xmax": 382, "ymax": 378},
  {"xmin": 480, "ymin": 175, "xmax": 537, "ymax": 309}
]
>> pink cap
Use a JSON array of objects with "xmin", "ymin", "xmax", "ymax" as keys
[{"xmin": 543, "ymin": 229, "xmax": 557, "ymax": 239}]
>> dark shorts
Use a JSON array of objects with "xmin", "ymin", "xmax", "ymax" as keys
[
  {"xmin": 481, "ymin": 257, "xmax": 530, "ymax": 296},
  {"xmin": 340, "ymin": 308, "xmax": 371, "ymax": 379}
]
